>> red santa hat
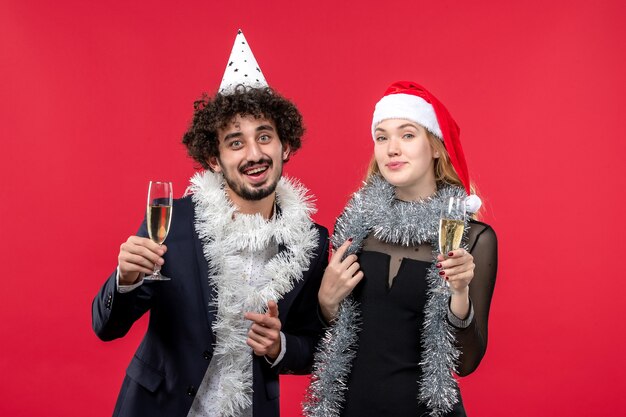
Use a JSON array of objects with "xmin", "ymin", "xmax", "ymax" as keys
[{"xmin": 371, "ymin": 81, "xmax": 481, "ymax": 211}]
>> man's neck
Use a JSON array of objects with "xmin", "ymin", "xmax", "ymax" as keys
[{"xmin": 225, "ymin": 188, "xmax": 276, "ymax": 220}]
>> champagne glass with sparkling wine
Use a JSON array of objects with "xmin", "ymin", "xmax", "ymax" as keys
[
  {"xmin": 145, "ymin": 181, "xmax": 173, "ymax": 281},
  {"xmin": 437, "ymin": 196, "xmax": 466, "ymax": 291}
]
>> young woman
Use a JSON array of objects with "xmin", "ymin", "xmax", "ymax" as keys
[{"xmin": 304, "ymin": 81, "xmax": 498, "ymax": 417}]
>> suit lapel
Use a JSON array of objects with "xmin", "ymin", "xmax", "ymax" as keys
[{"xmin": 191, "ymin": 206, "xmax": 217, "ymax": 345}]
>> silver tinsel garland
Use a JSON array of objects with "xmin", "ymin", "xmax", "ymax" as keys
[
  {"xmin": 304, "ymin": 175, "xmax": 467, "ymax": 417},
  {"xmin": 189, "ymin": 171, "xmax": 318, "ymax": 417},
  {"xmin": 302, "ymin": 296, "xmax": 361, "ymax": 417}
]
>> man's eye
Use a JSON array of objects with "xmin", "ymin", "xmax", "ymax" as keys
[
  {"xmin": 229, "ymin": 140, "xmax": 243, "ymax": 148},
  {"xmin": 258, "ymin": 135, "xmax": 271, "ymax": 143}
]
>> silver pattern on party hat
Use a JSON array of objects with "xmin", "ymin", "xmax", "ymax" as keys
[{"xmin": 219, "ymin": 30, "xmax": 268, "ymax": 94}]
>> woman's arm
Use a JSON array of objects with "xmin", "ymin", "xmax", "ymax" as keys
[{"xmin": 452, "ymin": 222, "xmax": 498, "ymax": 376}]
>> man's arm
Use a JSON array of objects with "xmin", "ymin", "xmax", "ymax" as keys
[
  {"xmin": 274, "ymin": 227, "xmax": 330, "ymax": 373},
  {"xmin": 92, "ymin": 221, "xmax": 166, "ymax": 341}
]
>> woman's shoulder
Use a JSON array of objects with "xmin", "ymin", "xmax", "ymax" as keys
[
  {"xmin": 467, "ymin": 219, "xmax": 497, "ymax": 251},
  {"xmin": 468, "ymin": 219, "xmax": 495, "ymax": 234}
]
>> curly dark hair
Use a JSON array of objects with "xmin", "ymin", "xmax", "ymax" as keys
[{"xmin": 182, "ymin": 86, "xmax": 305, "ymax": 170}]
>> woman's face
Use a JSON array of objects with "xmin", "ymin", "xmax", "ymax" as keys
[{"xmin": 373, "ymin": 119, "xmax": 439, "ymax": 200}]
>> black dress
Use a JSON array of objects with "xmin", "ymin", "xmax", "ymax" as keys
[{"xmin": 341, "ymin": 220, "xmax": 497, "ymax": 417}]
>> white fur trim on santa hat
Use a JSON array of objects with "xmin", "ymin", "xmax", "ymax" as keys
[
  {"xmin": 371, "ymin": 93, "xmax": 442, "ymax": 140},
  {"xmin": 465, "ymin": 194, "xmax": 482, "ymax": 213}
]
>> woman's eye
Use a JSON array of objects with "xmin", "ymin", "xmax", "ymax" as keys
[
  {"xmin": 403, "ymin": 133, "xmax": 415, "ymax": 139},
  {"xmin": 375, "ymin": 136, "xmax": 387, "ymax": 142}
]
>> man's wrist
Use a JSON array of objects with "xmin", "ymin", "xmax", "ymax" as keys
[
  {"xmin": 116, "ymin": 267, "xmax": 144, "ymax": 293},
  {"xmin": 265, "ymin": 332, "xmax": 286, "ymax": 367}
]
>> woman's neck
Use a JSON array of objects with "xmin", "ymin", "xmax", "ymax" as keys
[{"xmin": 394, "ymin": 181, "xmax": 437, "ymax": 201}]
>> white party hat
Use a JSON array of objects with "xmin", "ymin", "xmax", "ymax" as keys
[{"xmin": 219, "ymin": 29, "xmax": 268, "ymax": 94}]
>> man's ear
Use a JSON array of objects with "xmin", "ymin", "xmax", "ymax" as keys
[
  {"xmin": 208, "ymin": 156, "xmax": 222, "ymax": 172},
  {"xmin": 282, "ymin": 143, "xmax": 291, "ymax": 161}
]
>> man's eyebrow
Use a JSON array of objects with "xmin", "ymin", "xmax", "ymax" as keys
[
  {"xmin": 223, "ymin": 131, "xmax": 243, "ymax": 141},
  {"xmin": 256, "ymin": 124, "xmax": 275, "ymax": 132}
]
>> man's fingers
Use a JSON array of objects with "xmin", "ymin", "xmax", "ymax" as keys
[
  {"xmin": 120, "ymin": 240, "xmax": 165, "ymax": 266},
  {"xmin": 121, "ymin": 252, "xmax": 159, "ymax": 270},
  {"xmin": 127, "ymin": 236, "xmax": 166, "ymax": 252},
  {"xmin": 246, "ymin": 338, "xmax": 271, "ymax": 356},
  {"xmin": 118, "ymin": 236, "xmax": 168, "ymax": 279},
  {"xmin": 246, "ymin": 337, "xmax": 264, "ymax": 353},
  {"xmin": 249, "ymin": 323, "xmax": 278, "ymax": 339},
  {"xmin": 133, "ymin": 244, "xmax": 163, "ymax": 264},
  {"xmin": 267, "ymin": 301, "xmax": 279, "ymax": 318},
  {"xmin": 244, "ymin": 312, "xmax": 281, "ymax": 330}
]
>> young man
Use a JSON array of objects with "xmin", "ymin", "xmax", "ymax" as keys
[{"xmin": 92, "ymin": 31, "xmax": 329, "ymax": 417}]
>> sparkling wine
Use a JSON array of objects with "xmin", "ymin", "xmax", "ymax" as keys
[
  {"xmin": 147, "ymin": 205, "xmax": 172, "ymax": 244},
  {"xmin": 439, "ymin": 218, "xmax": 464, "ymax": 256}
]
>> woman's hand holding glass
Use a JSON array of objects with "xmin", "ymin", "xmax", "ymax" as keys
[
  {"xmin": 436, "ymin": 248, "xmax": 475, "ymax": 294},
  {"xmin": 437, "ymin": 195, "xmax": 474, "ymax": 318}
]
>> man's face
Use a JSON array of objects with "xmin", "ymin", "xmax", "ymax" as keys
[{"xmin": 209, "ymin": 114, "xmax": 290, "ymax": 202}]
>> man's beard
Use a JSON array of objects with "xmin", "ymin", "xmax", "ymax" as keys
[{"xmin": 221, "ymin": 158, "xmax": 282, "ymax": 201}]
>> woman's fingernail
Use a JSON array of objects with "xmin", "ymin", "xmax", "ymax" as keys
[
  {"xmin": 445, "ymin": 277, "xmax": 449, "ymax": 281},
  {"xmin": 448, "ymin": 252, "xmax": 454, "ymax": 257},
  {"xmin": 348, "ymin": 237, "xmax": 354, "ymax": 242},
  {"xmin": 439, "ymin": 271, "xmax": 445, "ymax": 276},
  {"xmin": 436, "ymin": 263, "xmax": 442, "ymax": 268}
]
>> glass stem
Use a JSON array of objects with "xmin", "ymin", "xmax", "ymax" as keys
[{"xmin": 153, "ymin": 243, "xmax": 162, "ymax": 276}]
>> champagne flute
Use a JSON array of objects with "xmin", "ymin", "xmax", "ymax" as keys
[
  {"xmin": 437, "ymin": 196, "xmax": 466, "ymax": 292},
  {"xmin": 145, "ymin": 181, "xmax": 173, "ymax": 281}
]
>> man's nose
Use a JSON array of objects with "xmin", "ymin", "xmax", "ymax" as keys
[{"xmin": 246, "ymin": 139, "xmax": 263, "ymax": 161}]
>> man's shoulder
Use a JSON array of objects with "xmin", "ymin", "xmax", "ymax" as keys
[
  {"xmin": 312, "ymin": 222, "xmax": 329, "ymax": 236},
  {"xmin": 173, "ymin": 195, "xmax": 194, "ymax": 211},
  {"xmin": 311, "ymin": 222, "xmax": 329, "ymax": 252}
]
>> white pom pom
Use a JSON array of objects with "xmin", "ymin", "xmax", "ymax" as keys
[{"xmin": 465, "ymin": 194, "xmax": 482, "ymax": 213}]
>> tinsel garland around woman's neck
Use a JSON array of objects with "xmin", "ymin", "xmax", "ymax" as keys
[{"xmin": 332, "ymin": 175, "xmax": 468, "ymax": 252}]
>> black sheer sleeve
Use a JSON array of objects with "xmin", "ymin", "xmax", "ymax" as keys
[{"xmin": 452, "ymin": 220, "xmax": 498, "ymax": 376}]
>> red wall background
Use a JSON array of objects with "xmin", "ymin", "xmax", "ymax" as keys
[{"xmin": 2, "ymin": 0, "xmax": 625, "ymax": 415}]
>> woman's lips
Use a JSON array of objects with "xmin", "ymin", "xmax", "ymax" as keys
[{"xmin": 386, "ymin": 161, "xmax": 406, "ymax": 170}]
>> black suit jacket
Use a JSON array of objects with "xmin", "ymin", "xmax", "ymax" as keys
[{"xmin": 92, "ymin": 196, "xmax": 329, "ymax": 417}]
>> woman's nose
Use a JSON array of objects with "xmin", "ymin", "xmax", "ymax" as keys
[{"xmin": 387, "ymin": 137, "xmax": 401, "ymax": 156}]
